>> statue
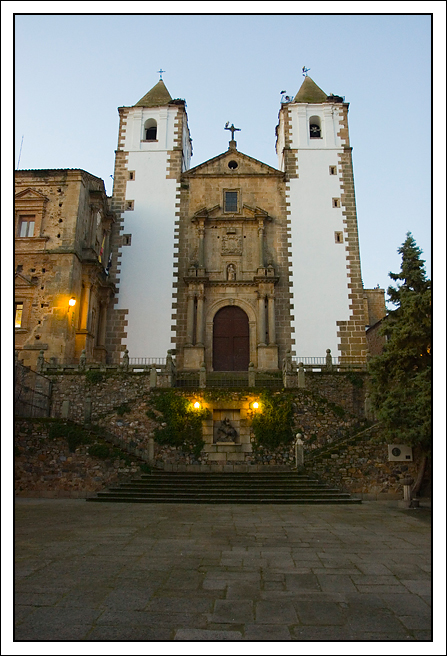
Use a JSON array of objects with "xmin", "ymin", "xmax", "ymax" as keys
[
  {"xmin": 216, "ymin": 418, "xmax": 238, "ymax": 442},
  {"xmin": 227, "ymin": 263, "xmax": 236, "ymax": 281}
]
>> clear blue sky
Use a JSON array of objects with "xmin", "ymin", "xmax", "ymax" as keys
[{"xmin": 13, "ymin": 12, "xmax": 434, "ymax": 299}]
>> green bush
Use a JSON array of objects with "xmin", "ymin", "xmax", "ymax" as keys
[
  {"xmin": 88, "ymin": 443, "xmax": 111, "ymax": 459},
  {"xmin": 151, "ymin": 390, "xmax": 209, "ymax": 459},
  {"xmin": 85, "ymin": 370, "xmax": 103, "ymax": 385},
  {"xmin": 115, "ymin": 403, "xmax": 131, "ymax": 416}
]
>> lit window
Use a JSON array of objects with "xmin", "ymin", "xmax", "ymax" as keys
[
  {"xmin": 19, "ymin": 217, "xmax": 35, "ymax": 237},
  {"xmin": 224, "ymin": 191, "xmax": 238, "ymax": 212},
  {"xmin": 15, "ymin": 303, "xmax": 23, "ymax": 328}
]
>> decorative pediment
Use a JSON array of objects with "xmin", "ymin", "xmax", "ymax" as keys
[
  {"xmin": 191, "ymin": 203, "xmax": 272, "ymax": 223},
  {"xmin": 184, "ymin": 148, "xmax": 282, "ymax": 178},
  {"xmin": 15, "ymin": 272, "xmax": 36, "ymax": 287},
  {"xmin": 15, "ymin": 188, "xmax": 49, "ymax": 202}
]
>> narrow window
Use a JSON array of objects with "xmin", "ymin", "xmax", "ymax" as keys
[
  {"xmin": 19, "ymin": 216, "xmax": 35, "ymax": 237},
  {"xmin": 332, "ymin": 198, "xmax": 341, "ymax": 208},
  {"xmin": 15, "ymin": 302, "xmax": 23, "ymax": 328},
  {"xmin": 309, "ymin": 116, "xmax": 321, "ymax": 139},
  {"xmin": 122, "ymin": 234, "xmax": 132, "ymax": 246},
  {"xmin": 128, "ymin": 171, "xmax": 135, "ymax": 180},
  {"xmin": 329, "ymin": 166, "xmax": 337, "ymax": 175},
  {"xmin": 144, "ymin": 118, "xmax": 157, "ymax": 141},
  {"xmin": 334, "ymin": 231, "xmax": 343, "ymax": 243},
  {"xmin": 224, "ymin": 191, "xmax": 238, "ymax": 212},
  {"xmin": 125, "ymin": 201, "xmax": 134, "ymax": 211}
]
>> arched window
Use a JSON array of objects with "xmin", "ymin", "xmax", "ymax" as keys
[
  {"xmin": 309, "ymin": 116, "xmax": 321, "ymax": 139},
  {"xmin": 144, "ymin": 118, "xmax": 157, "ymax": 141}
]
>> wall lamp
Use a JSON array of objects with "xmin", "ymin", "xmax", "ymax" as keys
[
  {"xmin": 193, "ymin": 401, "xmax": 201, "ymax": 410},
  {"xmin": 250, "ymin": 400, "xmax": 261, "ymax": 411},
  {"xmin": 68, "ymin": 297, "xmax": 76, "ymax": 307}
]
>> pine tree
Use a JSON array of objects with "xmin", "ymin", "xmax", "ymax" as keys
[{"xmin": 368, "ymin": 233, "xmax": 431, "ymax": 477}]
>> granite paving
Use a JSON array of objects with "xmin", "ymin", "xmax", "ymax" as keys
[{"xmin": 12, "ymin": 498, "xmax": 433, "ymax": 643}]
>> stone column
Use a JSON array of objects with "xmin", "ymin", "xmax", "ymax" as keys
[
  {"xmin": 80, "ymin": 282, "xmax": 91, "ymax": 330},
  {"xmin": 186, "ymin": 291, "xmax": 195, "ymax": 345},
  {"xmin": 257, "ymin": 220, "xmax": 265, "ymax": 268},
  {"xmin": 267, "ymin": 294, "xmax": 276, "ymax": 345},
  {"xmin": 198, "ymin": 221, "xmax": 205, "ymax": 268},
  {"xmin": 257, "ymin": 293, "xmax": 266, "ymax": 346},
  {"xmin": 196, "ymin": 292, "xmax": 205, "ymax": 346}
]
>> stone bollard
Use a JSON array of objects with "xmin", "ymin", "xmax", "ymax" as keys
[
  {"xmin": 398, "ymin": 476, "xmax": 419, "ymax": 508},
  {"xmin": 148, "ymin": 436, "xmax": 154, "ymax": 462},
  {"xmin": 248, "ymin": 362, "xmax": 256, "ymax": 387},
  {"xmin": 78, "ymin": 349, "xmax": 86, "ymax": 372},
  {"xmin": 122, "ymin": 349, "xmax": 129, "ymax": 371},
  {"xmin": 297, "ymin": 362, "xmax": 306, "ymax": 388},
  {"xmin": 199, "ymin": 362, "xmax": 206, "ymax": 388},
  {"xmin": 84, "ymin": 397, "xmax": 92, "ymax": 425},
  {"xmin": 149, "ymin": 364, "xmax": 158, "ymax": 388},
  {"xmin": 294, "ymin": 433, "xmax": 304, "ymax": 471},
  {"xmin": 61, "ymin": 399, "xmax": 70, "ymax": 419}
]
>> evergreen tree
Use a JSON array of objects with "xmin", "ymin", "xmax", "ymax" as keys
[{"xmin": 369, "ymin": 233, "xmax": 431, "ymax": 459}]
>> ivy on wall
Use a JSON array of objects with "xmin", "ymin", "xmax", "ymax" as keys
[
  {"xmin": 147, "ymin": 390, "xmax": 210, "ymax": 459},
  {"xmin": 250, "ymin": 390, "xmax": 295, "ymax": 450}
]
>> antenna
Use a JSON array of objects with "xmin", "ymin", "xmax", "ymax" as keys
[{"xmin": 17, "ymin": 135, "xmax": 24, "ymax": 169}]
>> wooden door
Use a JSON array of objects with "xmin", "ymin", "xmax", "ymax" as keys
[{"xmin": 213, "ymin": 306, "xmax": 250, "ymax": 371}]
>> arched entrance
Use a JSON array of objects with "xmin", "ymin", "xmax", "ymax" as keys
[{"xmin": 213, "ymin": 306, "xmax": 250, "ymax": 371}]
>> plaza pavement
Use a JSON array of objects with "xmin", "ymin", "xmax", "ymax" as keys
[{"xmin": 14, "ymin": 498, "xmax": 432, "ymax": 642}]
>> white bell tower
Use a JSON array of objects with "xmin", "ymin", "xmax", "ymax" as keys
[
  {"xmin": 109, "ymin": 79, "xmax": 192, "ymax": 361},
  {"xmin": 276, "ymin": 75, "xmax": 367, "ymax": 361}
]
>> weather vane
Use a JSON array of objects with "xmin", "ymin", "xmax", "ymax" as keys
[
  {"xmin": 157, "ymin": 69, "xmax": 165, "ymax": 80},
  {"xmin": 302, "ymin": 66, "xmax": 310, "ymax": 77},
  {"xmin": 224, "ymin": 122, "xmax": 241, "ymax": 140}
]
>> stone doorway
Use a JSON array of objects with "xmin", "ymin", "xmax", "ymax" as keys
[{"xmin": 213, "ymin": 306, "xmax": 250, "ymax": 371}]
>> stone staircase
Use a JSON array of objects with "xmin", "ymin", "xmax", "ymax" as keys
[{"xmin": 87, "ymin": 471, "xmax": 361, "ymax": 504}]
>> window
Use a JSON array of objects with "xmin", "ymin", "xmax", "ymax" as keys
[
  {"xmin": 15, "ymin": 303, "xmax": 23, "ymax": 328},
  {"xmin": 334, "ymin": 231, "xmax": 343, "ymax": 243},
  {"xmin": 144, "ymin": 118, "xmax": 157, "ymax": 141},
  {"xmin": 122, "ymin": 234, "xmax": 132, "ymax": 246},
  {"xmin": 332, "ymin": 198, "xmax": 341, "ymax": 208},
  {"xmin": 224, "ymin": 191, "xmax": 238, "ymax": 213},
  {"xmin": 18, "ymin": 216, "xmax": 35, "ymax": 237},
  {"xmin": 125, "ymin": 200, "xmax": 134, "ymax": 211},
  {"xmin": 128, "ymin": 171, "xmax": 135, "ymax": 180},
  {"xmin": 329, "ymin": 166, "xmax": 337, "ymax": 175},
  {"xmin": 309, "ymin": 116, "xmax": 321, "ymax": 139}
]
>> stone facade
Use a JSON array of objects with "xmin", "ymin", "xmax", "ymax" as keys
[
  {"xmin": 174, "ymin": 141, "xmax": 293, "ymax": 372},
  {"xmin": 14, "ymin": 170, "xmax": 116, "ymax": 369}
]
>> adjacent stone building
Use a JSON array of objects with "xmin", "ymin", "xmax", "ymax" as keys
[{"xmin": 14, "ymin": 169, "xmax": 115, "ymax": 369}]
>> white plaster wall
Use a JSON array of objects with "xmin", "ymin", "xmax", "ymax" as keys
[
  {"xmin": 285, "ymin": 104, "xmax": 351, "ymax": 358},
  {"xmin": 115, "ymin": 106, "xmax": 185, "ymax": 358}
]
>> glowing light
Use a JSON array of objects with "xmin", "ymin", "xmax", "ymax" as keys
[
  {"xmin": 253, "ymin": 402, "xmax": 259, "ymax": 409},
  {"xmin": 68, "ymin": 297, "xmax": 76, "ymax": 307},
  {"xmin": 193, "ymin": 402, "xmax": 201, "ymax": 409}
]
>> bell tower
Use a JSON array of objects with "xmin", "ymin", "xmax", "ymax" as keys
[
  {"xmin": 276, "ymin": 75, "xmax": 367, "ymax": 360},
  {"xmin": 108, "ymin": 78, "xmax": 192, "ymax": 361}
]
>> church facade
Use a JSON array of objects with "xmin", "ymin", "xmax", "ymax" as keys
[
  {"xmin": 108, "ymin": 75, "xmax": 381, "ymax": 370},
  {"xmin": 15, "ymin": 75, "xmax": 385, "ymax": 370}
]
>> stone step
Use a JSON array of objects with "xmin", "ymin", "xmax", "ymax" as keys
[{"xmin": 87, "ymin": 471, "xmax": 361, "ymax": 504}]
